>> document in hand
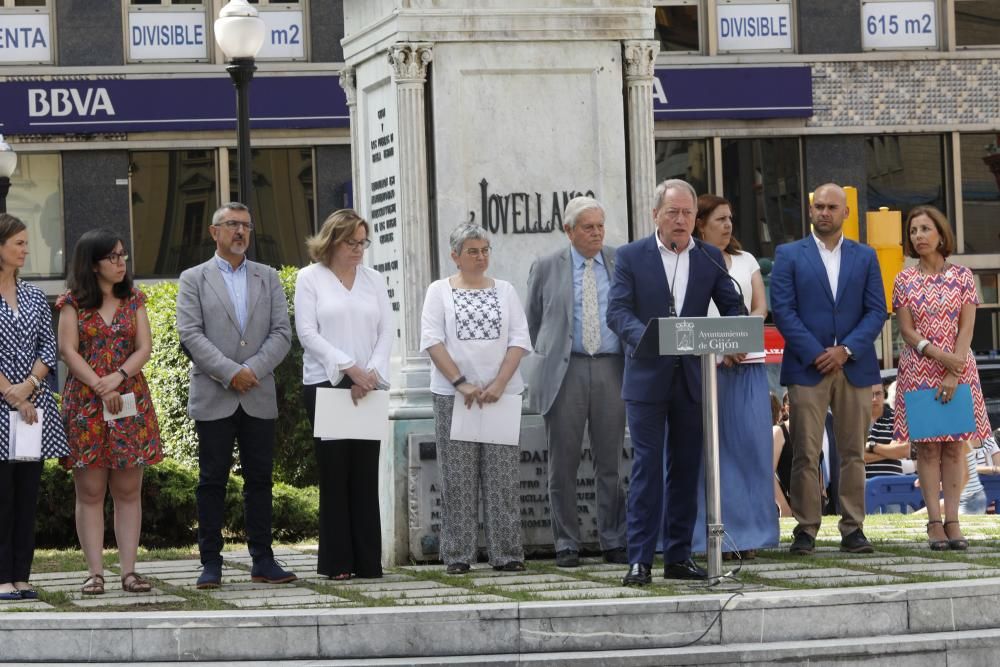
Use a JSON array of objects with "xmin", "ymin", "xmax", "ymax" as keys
[
  {"xmin": 450, "ymin": 394, "xmax": 522, "ymax": 446},
  {"xmin": 7, "ymin": 409, "xmax": 44, "ymax": 461},
  {"xmin": 103, "ymin": 392, "xmax": 138, "ymax": 421},
  {"xmin": 313, "ymin": 388, "xmax": 390, "ymax": 441},
  {"xmin": 904, "ymin": 384, "xmax": 976, "ymax": 441}
]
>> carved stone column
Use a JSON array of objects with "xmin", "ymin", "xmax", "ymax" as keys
[
  {"xmin": 388, "ymin": 43, "xmax": 434, "ymax": 379},
  {"xmin": 623, "ymin": 40, "xmax": 659, "ymax": 238},
  {"xmin": 338, "ymin": 66, "xmax": 360, "ymax": 206}
]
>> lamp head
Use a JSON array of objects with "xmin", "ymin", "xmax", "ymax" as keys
[
  {"xmin": 0, "ymin": 135, "xmax": 16, "ymax": 179},
  {"xmin": 214, "ymin": 0, "xmax": 265, "ymax": 61}
]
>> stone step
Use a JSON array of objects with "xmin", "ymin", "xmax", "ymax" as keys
[{"xmin": 4, "ymin": 578, "xmax": 1000, "ymax": 662}]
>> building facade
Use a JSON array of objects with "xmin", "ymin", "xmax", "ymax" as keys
[{"xmin": 1, "ymin": 0, "xmax": 999, "ymax": 361}]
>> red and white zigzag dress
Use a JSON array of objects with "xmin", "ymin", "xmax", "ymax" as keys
[{"xmin": 892, "ymin": 264, "xmax": 991, "ymax": 443}]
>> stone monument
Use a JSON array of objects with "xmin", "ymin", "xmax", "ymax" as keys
[{"xmin": 341, "ymin": 0, "xmax": 657, "ymax": 564}]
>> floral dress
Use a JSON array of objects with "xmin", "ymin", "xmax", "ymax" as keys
[
  {"xmin": 58, "ymin": 288, "xmax": 162, "ymax": 469},
  {"xmin": 892, "ymin": 264, "xmax": 991, "ymax": 443}
]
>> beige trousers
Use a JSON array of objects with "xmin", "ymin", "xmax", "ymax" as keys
[{"xmin": 788, "ymin": 372, "xmax": 870, "ymax": 538}]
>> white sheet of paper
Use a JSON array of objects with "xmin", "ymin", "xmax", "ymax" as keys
[
  {"xmin": 450, "ymin": 394, "xmax": 522, "ymax": 446},
  {"xmin": 313, "ymin": 388, "xmax": 389, "ymax": 441},
  {"xmin": 103, "ymin": 392, "xmax": 138, "ymax": 421},
  {"xmin": 9, "ymin": 409, "xmax": 43, "ymax": 461}
]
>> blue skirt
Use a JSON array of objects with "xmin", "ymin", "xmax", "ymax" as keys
[{"xmin": 691, "ymin": 363, "xmax": 779, "ymax": 553}]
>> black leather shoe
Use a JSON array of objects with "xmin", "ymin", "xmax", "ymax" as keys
[
  {"xmin": 493, "ymin": 561, "xmax": 526, "ymax": 572},
  {"xmin": 196, "ymin": 561, "xmax": 222, "ymax": 589},
  {"xmin": 446, "ymin": 562, "xmax": 470, "ymax": 575},
  {"xmin": 789, "ymin": 531, "xmax": 816, "ymax": 555},
  {"xmin": 555, "ymin": 549, "xmax": 580, "ymax": 568},
  {"xmin": 663, "ymin": 558, "xmax": 707, "ymax": 580},
  {"xmin": 840, "ymin": 528, "xmax": 874, "ymax": 553},
  {"xmin": 622, "ymin": 563, "xmax": 652, "ymax": 586},
  {"xmin": 602, "ymin": 547, "xmax": 628, "ymax": 564}
]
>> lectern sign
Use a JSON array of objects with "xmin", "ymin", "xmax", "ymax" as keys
[{"xmin": 657, "ymin": 316, "xmax": 765, "ymax": 356}]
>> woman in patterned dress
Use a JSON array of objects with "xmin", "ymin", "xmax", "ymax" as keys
[
  {"xmin": 420, "ymin": 224, "xmax": 532, "ymax": 574},
  {"xmin": 893, "ymin": 205, "xmax": 989, "ymax": 551},
  {"xmin": 0, "ymin": 214, "xmax": 70, "ymax": 601},
  {"xmin": 57, "ymin": 229, "xmax": 162, "ymax": 594}
]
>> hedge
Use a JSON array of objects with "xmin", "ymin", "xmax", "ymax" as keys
[
  {"xmin": 36, "ymin": 459, "xmax": 319, "ymax": 548},
  {"xmin": 144, "ymin": 267, "xmax": 317, "ymax": 487}
]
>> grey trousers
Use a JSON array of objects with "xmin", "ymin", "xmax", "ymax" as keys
[
  {"xmin": 545, "ymin": 355, "xmax": 627, "ymax": 552},
  {"xmin": 433, "ymin": 394, "xmax": 524, "ymax": 567}
]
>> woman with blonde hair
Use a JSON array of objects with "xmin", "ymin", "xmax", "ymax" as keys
[{"xmin": 295, "ymin": 209, "xmax": 393, "ymax": 579}]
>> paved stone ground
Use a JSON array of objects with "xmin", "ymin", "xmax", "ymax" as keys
[{"xmin": 4, "ymin": 520, "xmax": 1000, "ymax": 612}]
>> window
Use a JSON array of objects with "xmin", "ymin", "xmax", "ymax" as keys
[
  {"xmin": 654, "ymin": 2, "xmax": 702, "ymax": 54},
  {"xmin": 865, "ymin": 134, "xmax": 949, "ymax": 225},
  {"xmin": 227, "ymin": 147, "xmax": 315, "ymax": 269},
  {"xmin": 130, "ymin": 150, "xmax": 219, "ymax": 277},
  {"xmin": 959, "ymin": 132, "xmax": 1000, "ymax": 254},
  {"xmin": 655, "ymin": 139, "xmax": 710, "ymax": 196},
  {"xmin": 0, "ymin": 0, "xmax": 53, "ymax": 65},
  {"xmin": 721, "ymin": 138, "xmax": 804, "ymax": 260},
  {"xmin": 955, "ymin": 0, "xmax": 1000, "ymax": 48},
  {"xmin": 5, "ymin": 153, "xmax": 63, "ymax": 278}
]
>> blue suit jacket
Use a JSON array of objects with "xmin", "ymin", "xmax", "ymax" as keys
[
  {"xmin": 607, "ymin": 235, "xmax": 742, "ymax": 403},
  {"xmin": 770, "ymin": 236, "xmax": 886, "ymax": 388}
]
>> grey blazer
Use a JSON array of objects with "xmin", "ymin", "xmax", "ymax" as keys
[
  {"xmin": 525, "ymin": 245, "xmax": 617, "ymax": 415},
  {"xmin": 176, "ymin": 257, "xmax": 291, "ymax": 421}
]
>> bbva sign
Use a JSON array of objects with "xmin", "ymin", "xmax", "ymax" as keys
[{"xmin": 28, "ymin": 88, "xmax": 116, "ymax": 118}]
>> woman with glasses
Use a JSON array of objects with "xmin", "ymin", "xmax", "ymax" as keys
[
  {"xmin": 0, "ymin": 214, "xmax": 69, "ymax": 602},
  {"xmin": 420, "ymin": 223, "xmax": 531, "ymax": 574},
  {"xmin": 295, "ymin": 209, "xmax": 392, "ymax": 580},
  {"xmin": 57, "ymin": 229, "xmax": 161, "ymax": 595}
]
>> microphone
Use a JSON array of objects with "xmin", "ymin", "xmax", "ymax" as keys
[
  {"xmin": 695, "ymin": 240, "xmax": 749, "ymax": 316},
  {"xmin": 667, "ymin": 242, "xmax": 680, "ymax": 317}
]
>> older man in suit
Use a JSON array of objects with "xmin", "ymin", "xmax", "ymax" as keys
[
  {"xmin": 177, "ymin": 202, "xmax": 294, "ymax": 589},
  {"xmin": 607, "ymin": 179, "xmax": 743, "ymax": 585},
  {"xmin": 771, "ymin": 183, "xmax": 886, "ymax": 556},
  {"xmin": 526, "ymin": 196, "xmax": 628, "ymax": 568}
]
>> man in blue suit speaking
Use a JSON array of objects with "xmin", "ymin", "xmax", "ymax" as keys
[
  {"xmin": 771, "ymin": 183, "xmax": 886, "ymax": 556},
  {"xmin": 607, "ymin": 179, "xmax": 742, "ymax": 585}
]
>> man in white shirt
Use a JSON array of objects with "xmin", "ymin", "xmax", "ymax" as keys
[{"xmin": 771, "ymin": 184, "xmax": 887, "ymax": 556}]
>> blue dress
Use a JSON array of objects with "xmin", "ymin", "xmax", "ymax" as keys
[{"xmin": 691, "ymin": 362, "xmax": 779, "ymax": 554}]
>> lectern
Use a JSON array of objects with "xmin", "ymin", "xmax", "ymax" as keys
[{"xmin": 637, "ymin": 315, "xmax": 765, "ymax": 580}]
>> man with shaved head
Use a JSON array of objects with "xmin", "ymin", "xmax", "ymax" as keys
[{"xmin": 771, "ymin": 183, "xmax": 887, "ymax": 556}]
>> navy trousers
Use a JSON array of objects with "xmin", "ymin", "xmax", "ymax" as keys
[{"xmin": 625, "ymin": 371, "xmax": 704, "ymax": 565}]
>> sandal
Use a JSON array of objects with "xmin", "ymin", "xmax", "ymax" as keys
[
  {"xmin": 926, "ymin": 521, "xmax": 949, "ymax": 551},
  {"xmin": 81, "ymin": 574, "xmax": 105, "ymax": 595},
  {"xmin": 944, "ymin": 521, "xmax": 969, "ymax": 551},
  {"xmin": 330, "ymin": 572, "xmax": 352, "ymax": 581},
  {"xmin": 121, "ymin": 572, "xmax": 152, "ymax": 593}
]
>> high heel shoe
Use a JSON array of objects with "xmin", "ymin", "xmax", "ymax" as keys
[
  {"xmin": 944, "ymin": 520, "xmax": 969, "ymax": 551},
  {"xmin": 926, "ymin": 520, "xmax": 949, "ymax": 551}
]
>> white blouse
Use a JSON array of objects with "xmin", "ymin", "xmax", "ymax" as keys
[
  {"xmin": 294, "ymin": 262, "xmax": 394, "ymax": 386},
  {"xmin": 709, "ymin": 250, "xmax": 764, "ymax": 363},
  {"xmin": 419, "ymin": 277, "xmax": 532, "ymax": 397}
]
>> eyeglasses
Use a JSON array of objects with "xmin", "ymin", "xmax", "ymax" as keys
[
  {"xmin": 344, "ymin": 238, "xmax": 372, "ymax": 249},
  {"xmin": 101, "ymin": 252, "xmax": 129, "ymax": 264},
  {"xmin": 661, "ymin": 208, "xmax": 695, "ymax": 221},
  {"xmin": 215, "ymin": 220, "xmax": 255, "ymax": 232},
  {"xmin": 464, "ymin": 247, "xmax": 491, "ymax": 257}
]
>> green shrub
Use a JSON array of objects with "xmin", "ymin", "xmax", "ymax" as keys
[
  {"xmin": 143, "ymin": 268, "xmax": 318, "ymax": 487},
  {"xmin": 34, "ymin": 459, "xmax": 318, "ymax": 548}
]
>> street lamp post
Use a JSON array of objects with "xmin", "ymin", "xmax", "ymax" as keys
[
  {"xmin": 214, "ymin": 0, "xmax": 265, "ymax": 253},
  {"xmin": 0, "ymin": 135, "xmax": 17, "ymax": 214}
]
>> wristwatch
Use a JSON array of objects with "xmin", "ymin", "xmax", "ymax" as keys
[
  {"xmin": 843, "ymin": 345, "xmax": 854, "ymax": 359},
  {"xmin": 866, "ymin": 442, "xmax": 877, "ymax": 454}
]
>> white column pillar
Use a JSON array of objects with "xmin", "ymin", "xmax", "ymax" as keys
[
  {"xmin": 388, "ymin": 43, "xmax": 434, "ymax": 383},
  {"xmin": 623, "ymin": 40, "xmax": 659, "ymax": 239},
  {"xmin": 338, "ymin": 66, "xmax": 360, "ymax": 207}
]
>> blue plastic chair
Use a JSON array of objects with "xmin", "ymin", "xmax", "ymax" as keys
[
  {"xmin": 865, "ymin": 474, "xmax": 925, "ymax": 514},
  {"xmin": 980, "ymin": 475, "xmax": 1000, "ymax": 511}
]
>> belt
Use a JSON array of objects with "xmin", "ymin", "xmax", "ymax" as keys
[{"xmin": 571, "ymin": 352, "xmax": 619, "ymax": 359}]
